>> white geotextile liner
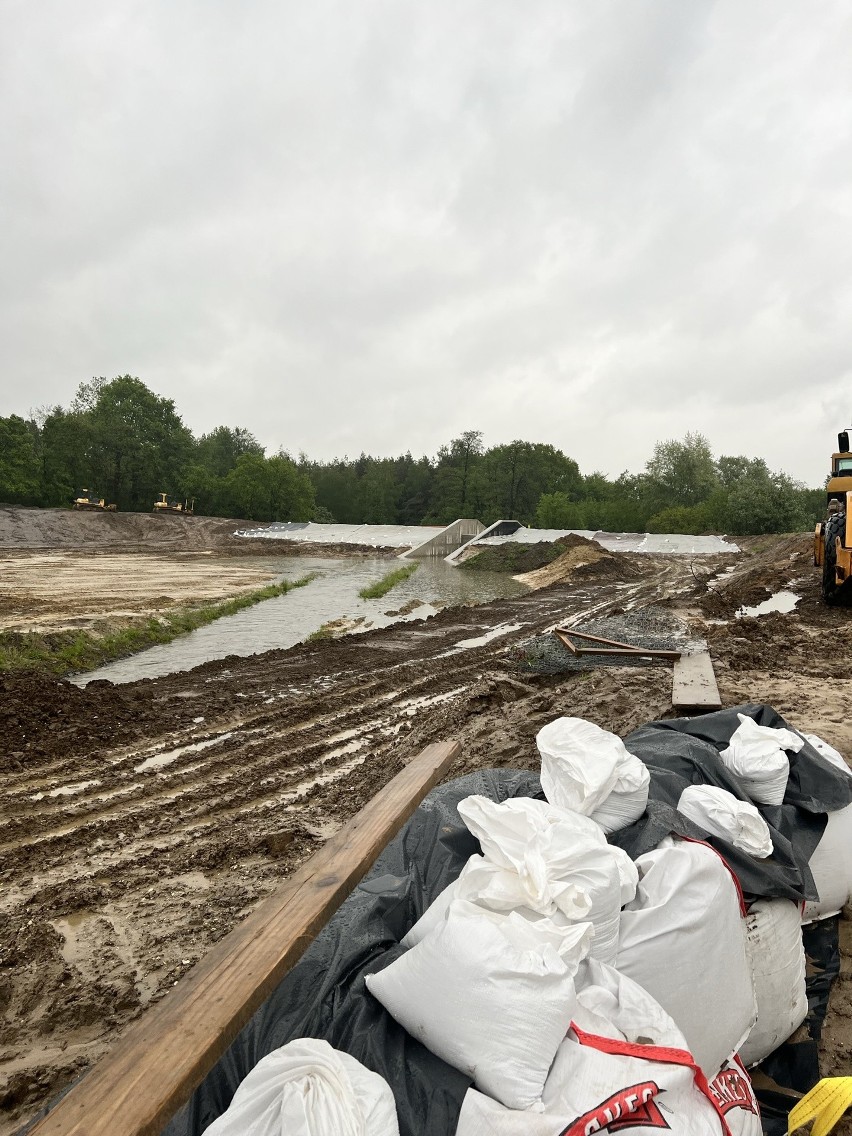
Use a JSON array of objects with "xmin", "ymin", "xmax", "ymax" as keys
[
  {"xmin": 616, "ymin": 838, "xmax": 756, "ymax": 1077},
  {"xmin": 201, "ymin": 1039, "xmax": 399, "ymax": 1136},
  {"xmin": 677, "ymin": 785, "xmax": 773, "ymax": 858},
  {"xmin": 366, "ymin": 902, "xmax": 592, "ymax": 1111},
  {"xmin": 719, "ymin": 714, "xmax": 801, "ymax": 806},
  {"xmin": 401, "ymin": 796, "xmax": 638, "ymax": 963},
  {"xmin": 537, "ymin": 717, "xmax": 650, "ymax": 833},
  {"xmin": 457, "ymin": 959, "xmax": 762, "ymax": 1136},
  {"xmin": 739, "ymin": 899, "xmax": 808, "ymax": 1068}
]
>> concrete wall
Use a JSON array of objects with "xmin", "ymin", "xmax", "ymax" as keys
[{"xmin": 403, "ymin": 518, "xmax": 485, "ymax": 558}]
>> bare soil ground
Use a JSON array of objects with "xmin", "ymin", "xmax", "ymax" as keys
[{"xmin": 0, "ymin": 511, "xmax": 850, "ymax": 1133}]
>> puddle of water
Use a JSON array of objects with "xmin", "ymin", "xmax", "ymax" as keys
[
  {"xmin": 172, "ymin": 871, "xmax": 212, "ymax": 892},
  {"xmin": 134, "ymin": 733, "xmax": 233, "ymax": 773},
  {"xmin": 440, "ymin": 621, "xmax": 526, "ymax": 655},
  {"xmin": 397, "ymin": 687, "xmax": 467, "ymax": 714},
  {"xmin": 30, "ymin": 779, "xmax": 101, "ymax": 801},
  {"xmin": 73, "ymin": 557, "xmax": 528, "ymax": 686},
  {"xmin": 736, "ymin": 590, "xmax": 801, "ymax": 618}
]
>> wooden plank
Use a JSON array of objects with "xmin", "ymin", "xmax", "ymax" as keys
[
  {"xmin": 28, "ymin": 739, "xmax": 461, "ymax": 1136},
  {"xmin": 556, "ymin": 626, "xmax": 658, "ymax": 651},
  {"xmin": 672, "ymin": 651, "xmax": 721, "ymax": 712},
  {"xmin": 570, "ymin": 647, "xmax": 682, "ymax": 658},
  {"xmin": 553, "ymin": 628, "xmax": 579, "ymax": 654},
  {"xmin": 554, "ymin": 628, "xmax": 680, "ymax": 660}
]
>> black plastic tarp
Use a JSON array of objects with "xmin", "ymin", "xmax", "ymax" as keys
[
  {"xmin": 27, "ymin": 705, "xmax": 844, "ymax": 1136},
  {"xmin": 162, "ymin": 769, "xmax": 542, "ymax": 1136},
  {"xmin": 612, "ymin": 703, "xmax": 852, "ymax": 905}
]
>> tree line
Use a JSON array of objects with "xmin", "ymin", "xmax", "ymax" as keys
[{"xmin": 0, "ymin": 376, "xmax": 825, "ymax": 535}]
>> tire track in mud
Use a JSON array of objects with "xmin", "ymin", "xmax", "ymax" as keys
[
  {"xmin": 1, "ymin": 560, "xmax": 699, "ymax": 898},
  {"xmin": 1, "ymin": 555, "xmax": 708, "ymax": 1134}
]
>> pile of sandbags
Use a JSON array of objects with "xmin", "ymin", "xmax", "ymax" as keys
[{"xmin": 197, "ymin": 710, "xmax": 851, "ymax": 1136}]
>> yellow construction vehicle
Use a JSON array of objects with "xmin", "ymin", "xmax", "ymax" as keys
[
  {"xmin": 153, "ymin": 492, "xmax": 195, "ymax": 515},
  {"xmin": 814, "ymin": 428, "xmax": 852, "ymax": 604},
  {"xmin": 72, "ymin": 490, "xmax": 117, "ymax": 511}
]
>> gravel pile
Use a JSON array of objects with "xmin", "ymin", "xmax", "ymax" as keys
[{"xmin": 509, "ymin": 608, "xmax": 702, "ymax": 675}]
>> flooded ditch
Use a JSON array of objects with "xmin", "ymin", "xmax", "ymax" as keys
[{"xmin": 74, "ymin": 556, "xmax": 528, "ymax": 685}]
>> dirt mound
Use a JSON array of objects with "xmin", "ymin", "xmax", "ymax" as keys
[
  {"xmin": 0, "ymin": 672, "xmax": 202, "ymax": 771},
  {"xmin": 460, "ymin": 533, "xmax": 599, "ymax": 575},
  {"xmin": 515, "ymin": 537, "xmax": 618, "ymax": 588},
  {"xmin": 0, "ymin": 507, "xmax": 255, "ymax": 551}
]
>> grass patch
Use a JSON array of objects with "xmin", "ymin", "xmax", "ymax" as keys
[
  {"xmin": 459, "ymin": 537, "xmax": 583, "ymax": 574},
  {"xmin": 358, "ymin": 562, "xmax": 419, "ymax": 600},
  {"xmin": 0, "ymin": 573, "xmax": 318, "ymax": 677}
]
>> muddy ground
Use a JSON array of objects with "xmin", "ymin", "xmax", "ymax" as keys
[{"xmin": 0, "ymin": 512, "xmax": 850, "ymax": 1133}]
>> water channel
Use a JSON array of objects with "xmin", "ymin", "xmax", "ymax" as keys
[{"xmin": 75, "ymin": 556, "xmax": 529, "ymax": 686}]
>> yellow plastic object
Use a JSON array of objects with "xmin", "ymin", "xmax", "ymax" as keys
[{"xmin": 788, "ymin": 1078, "xmax": 852, "ymax": 1136}]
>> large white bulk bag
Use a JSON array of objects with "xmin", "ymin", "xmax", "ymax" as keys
[
  {"xmin": 616, "ymin": 837, "xmax": 756, "ymax": 1076},
  {"xmin": 366, "ymin": 902, "xmax": 592, "ymax": 1110},
  {"xmin": 457, "ymin": 960, "xmax": 761, "ymax": 1136},
  {"xmin": 676, "ymin": 785, "xmax": 773, "ymax": 858},
  {"xmin": 719, "ymin": 714, "xmax": 801, "ymax": 806},
  {"xmin": 802, "ymin": 803, "xmax": 852, "ymax": 922},
  {"xmin": 202, "ymin": 1039, "xmax": 400, "ymax": 1136},
  {"xmin": 738, "ymin": 899, "xmax": 807, "ymax": 1067},
  {"xmin": 537, "ymin": 717, "xmax": 650, "ymax": 833}
]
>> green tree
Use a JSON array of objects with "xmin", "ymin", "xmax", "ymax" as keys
[
  {"xmin": 77, "ymin": 376, "xmax": 194, "ymax": 510},
  {"xmin": 645, "ymin": 432, "xmax": 719, "ymax": 509},
  {"xmin": 223, "ymin": 453, "xmax": 314, "ymax": 521},
  {"xmin": 196, "ymin": 426, "xmax": 264, "ymax": 478},
  {"xmin": 535, "ymin": 492, "xmax": 587, "ymax": 529},
  {"xmin": 0, "ymin": 415, "xmax": 40, "ymax": 504}
]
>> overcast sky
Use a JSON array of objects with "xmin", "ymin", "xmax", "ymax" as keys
[{"xmin": 1, "ymin": 1, "xmax": 850, "ymax": 486}]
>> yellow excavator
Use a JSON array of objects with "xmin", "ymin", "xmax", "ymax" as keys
[
  {"xmin": 814, "ymin": 428, "xmax": 852, "ymax": 604},
  {"xmin": 72, "ymin": 490, "xmax": 117, "ymax": 511},
  {"xmin": 152, "ymin": 492, "xmax": 195, "ymax": 515}
]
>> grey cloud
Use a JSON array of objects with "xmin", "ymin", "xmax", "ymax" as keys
[{"xmin": 1, "ymin": 1, "xmax": 851, "ymax": 485}]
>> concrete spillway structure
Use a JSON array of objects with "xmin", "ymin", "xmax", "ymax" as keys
[{"xmin": 402, "ymin": 518, "xmax": 485, "ymax": 558}]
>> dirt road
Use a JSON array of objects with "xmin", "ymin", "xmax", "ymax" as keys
[{"xmin": 1, "ymin": 522, "xmax": 850, "ymax": 1132}]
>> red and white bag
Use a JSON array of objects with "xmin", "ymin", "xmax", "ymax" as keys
[{"xmin": 457, "ymin": 961, "xmax": 761, "ymax": 1136}]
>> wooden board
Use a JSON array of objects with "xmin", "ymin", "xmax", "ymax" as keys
[
  {"xmin": 28, "ymin": 739, "xmax": 460, "ymax": 1136},
  {"xmin": 672, "ymin": 651, "xmax": 721, "ymax": 712}
]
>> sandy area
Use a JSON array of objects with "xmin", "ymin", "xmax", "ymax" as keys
[
  {"xmin": 0, "ymin": 552, "xmax": 283, "ymax": 632},
  {"xmin": 0, "ymin": 510, "xmax": 850, "ymax": 1132}
]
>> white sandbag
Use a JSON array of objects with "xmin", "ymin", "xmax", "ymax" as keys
[
  {"xmin": 401, "ymin": 849, "xmax": 631, "ymax": 964},
  {"xmin": 402, "ymin": 797, "xmax": 638, "ymax": 962},
  {"xmin": 719, "ymin": 714, "xmax": 800, "ymax": 806},
  {"xmin": 202, "ymin": 1038, "xmax": 399, "ymax": 1136},
  {"xmin": 800, "ymin": 732, "xmax": 852, "ymax": 777},
  {"xmin": 458, "ymin": 959, "xmax": 760, "ymax": 1136},
  {"xmin": 677, "ymin": 785, "xmax": 773, "ymax": 858},
  {"xmin": 458, "ymin": 796, "xmax": 607, "ymax": 920},
  {"xmin": 366, "ymin": 901, "xmax": 592, "ymax": 1110},
  {"xmin": 537, "ymin": 717, "xmax": 650, "ymax": 833},
  {"xmin": 802, "ymin": 803, "xmax": 852, "ymax": 922},
  {"xmin": 616, "ymin": 837, "xmax": 756, "ymax": 1076},
  {"xmin": 737, "ymin": 899, "xmax": 807, "ymax": 1067}
]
